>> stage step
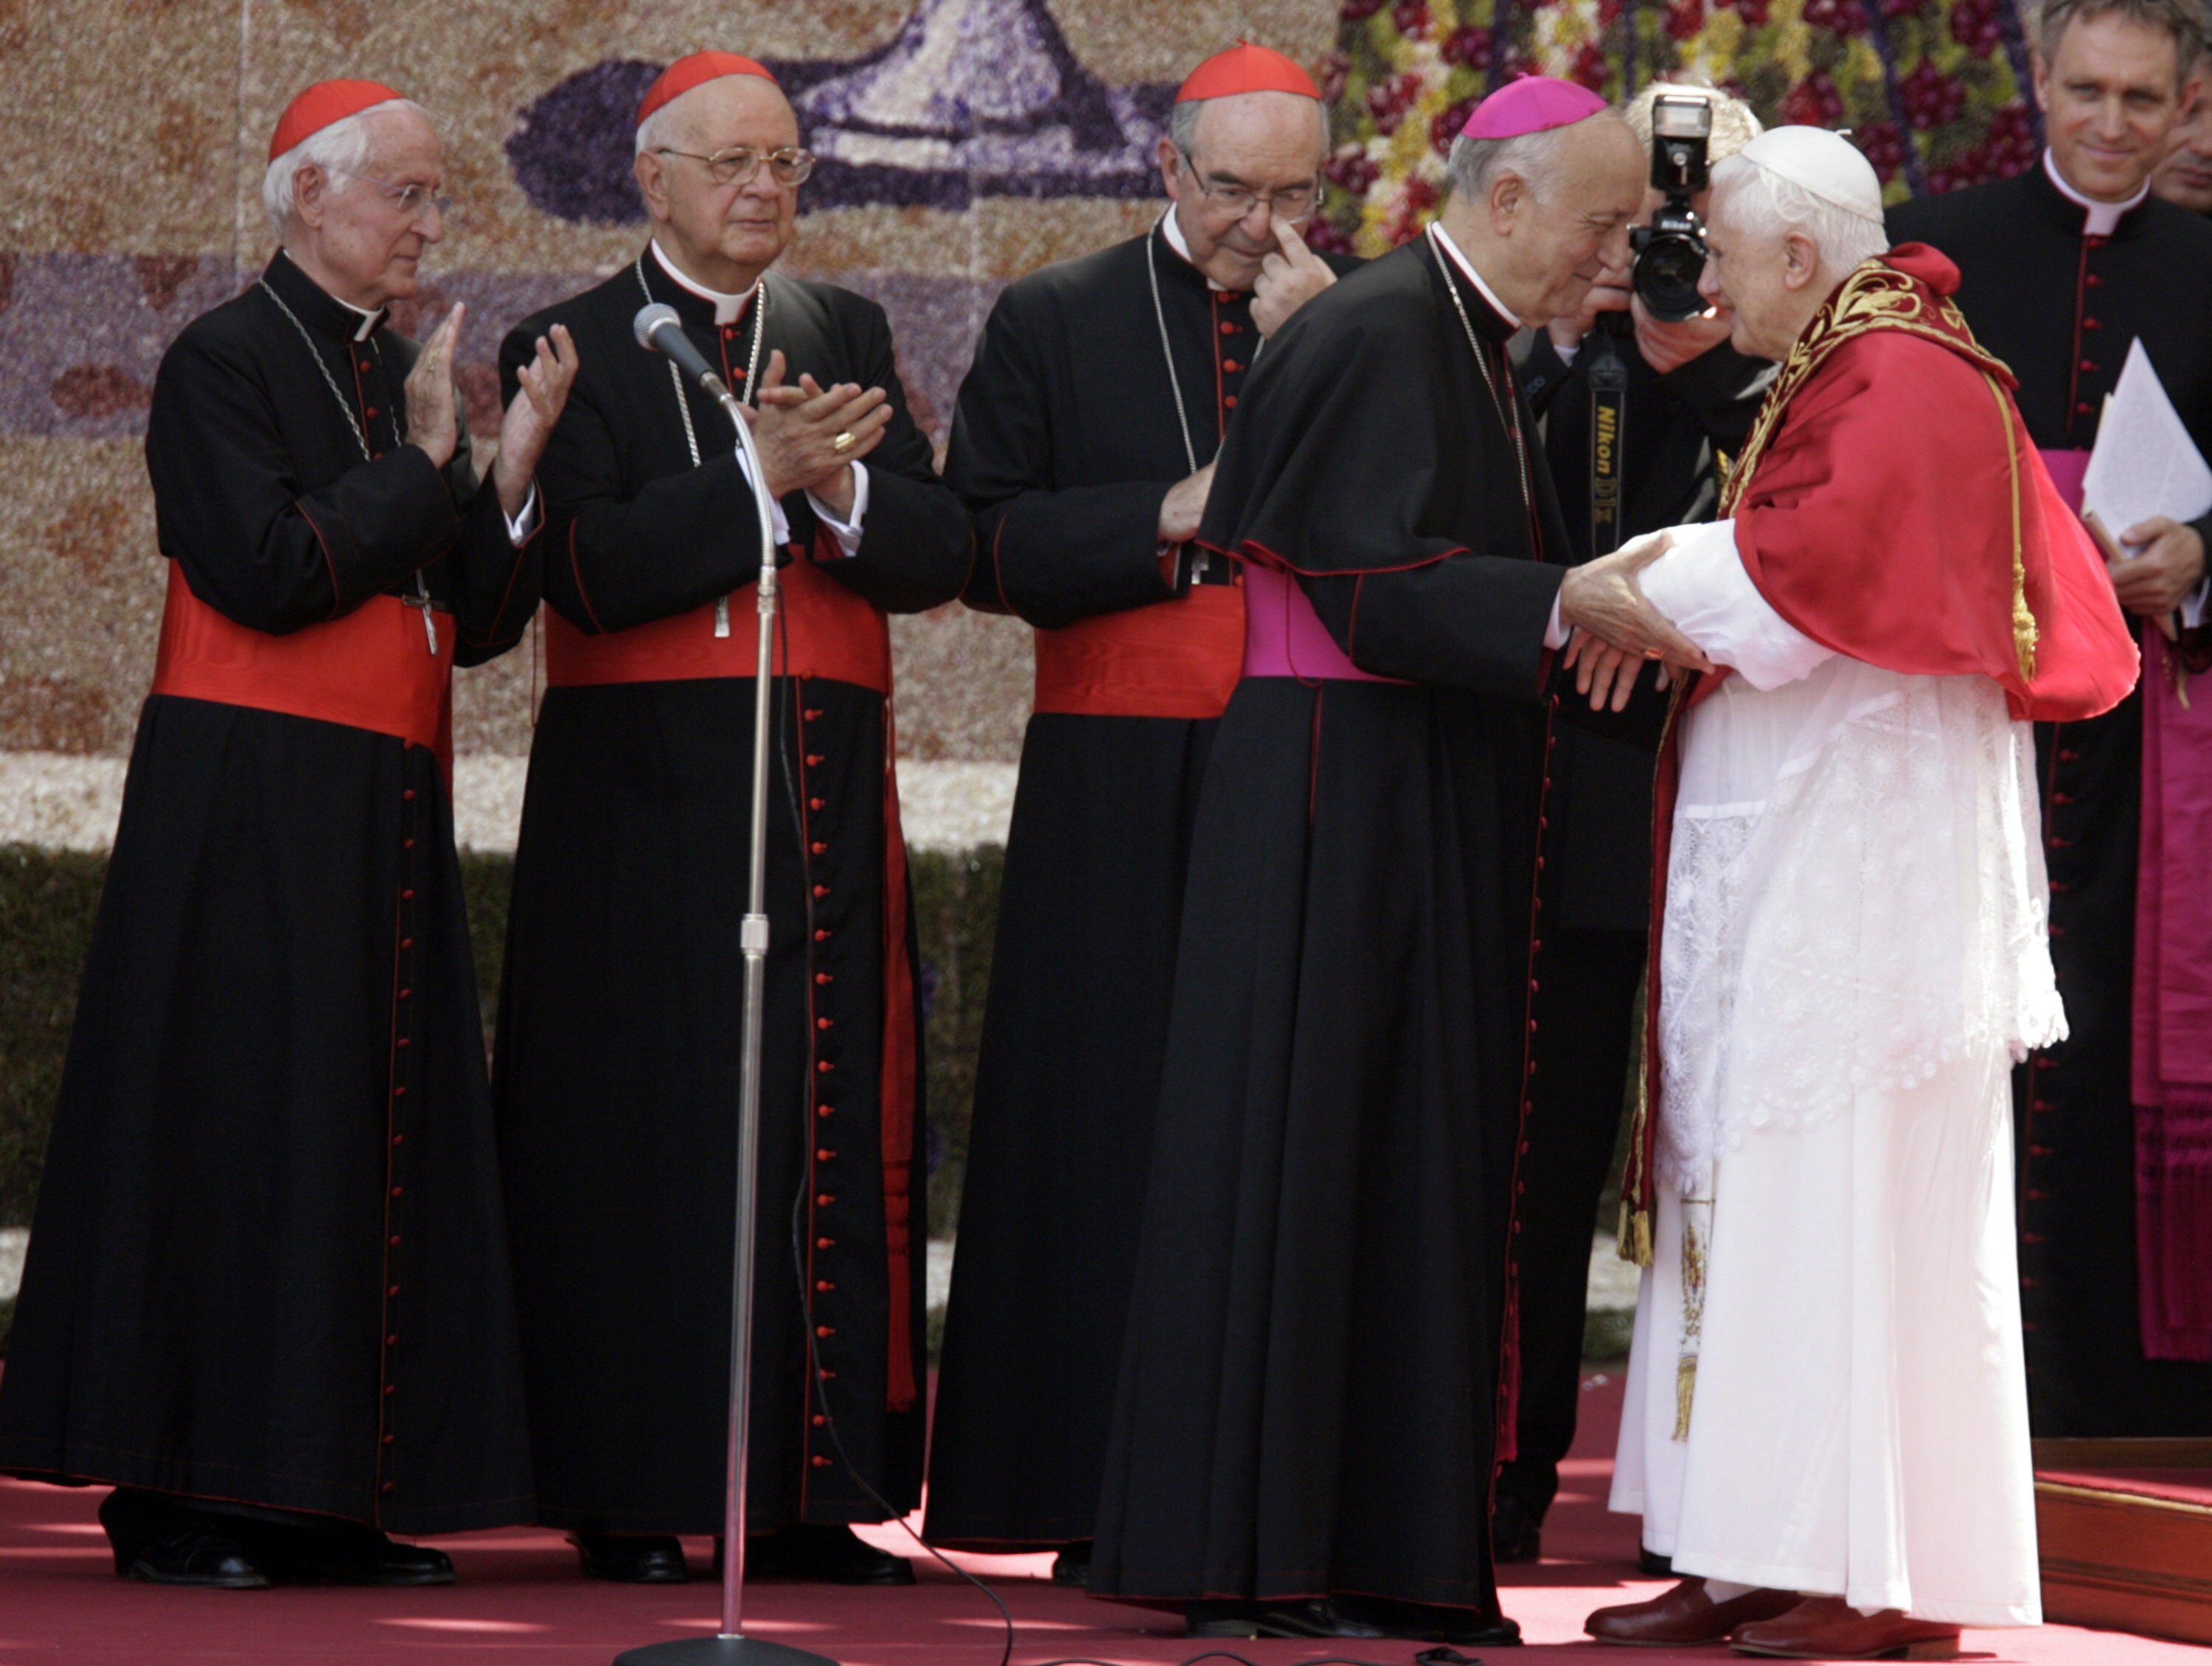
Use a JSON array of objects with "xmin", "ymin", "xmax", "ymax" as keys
[{"xmin": 2034, "ymin": 1439, "xmax": 2212, "ymax": 1646}]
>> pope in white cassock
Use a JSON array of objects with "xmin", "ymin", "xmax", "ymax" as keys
[{"xmin": 1561, "ymin": 128, "xmax": 2139, "ymax": 1660}]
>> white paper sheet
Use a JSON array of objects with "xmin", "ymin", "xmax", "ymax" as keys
[
  {"xmin": 2080, "ymin": 340, "xmax": 2212, "ymax": 628},
  {"xmin": 2081, "ymin": 339, "xmax": 2212, "ymax": 544}
]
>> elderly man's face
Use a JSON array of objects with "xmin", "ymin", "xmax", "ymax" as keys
[
  {"xmin": 1695, "ymin": 194, "xmax": 1820, "ymax": 363},
  {"xmin": 301, "ymin": 107, "xmax": 445, "ymax": 309},
  {"xmin": 2036, "ymin": 9, "xmax": 2190, "ymax": 202},
  {"xmin": 1160, "ymin": 91, "xmax": 1328, "ymax": 291},
  {"xmin": 639, "ymin": 75, "xmax": 802, "ymax": 285},
  {"xmin": 2153, "ymin": 81, "xmax": 2212, "ymax": 212},
  {"xmin": 1498, "ymin": 118, "xmax": 1646, "ymax": 324}
]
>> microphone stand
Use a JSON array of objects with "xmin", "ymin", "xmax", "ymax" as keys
[{"xmin": 616, "ymin": 341, "xmax": 841, "ymax": 1666}]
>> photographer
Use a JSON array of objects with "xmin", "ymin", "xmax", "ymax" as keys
[{"xmin": 1497, "ymin": 83, "xmax": 1770, "ymax": 1567}]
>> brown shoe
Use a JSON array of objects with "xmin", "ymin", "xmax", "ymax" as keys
[
  {"xmin": 1731, "ymin": 1596, "xmax": 1961, "ymax": 1659},
  {"xmin": 1587, "ymin": 1578, "xmax": 1801, "ymax": 1645}
]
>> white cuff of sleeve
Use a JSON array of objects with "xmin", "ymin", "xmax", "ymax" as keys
[
  {"xmin": 1637, "ymin": 518, "xmax": 1834, "ymax": 690},
  {"xmin": 1544, "ymin": 589, "xmax": 1570, "ymax": 650},
  {"xmin": 2182, "ymin": 575, "xmax": 2209, "ymax": 632},
  {"xmin": 731, "ymin": 445, "xmax": 793, "ymax": 547},
  {"xmin": 1554, "ymin": 342, "xmax": 1579, "ymax": 367},
  {"xmin": 504, "ymin": 482, "xmax": 540, "ymax": 547},
  {"xmin": 806, "ymin": 462, "xmax": 869, "ymax": 558}
]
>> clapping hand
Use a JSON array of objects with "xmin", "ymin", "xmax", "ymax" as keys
[
  {"xmin": 492, "ymin": 324, "xmax": 578, "ymax": 518},
  {"xmin": 749, "ymin": 350, "xmax": 891, "ymax": 519},
  {"xmin": 404, "ymin": 303, "xmax": 466, "ymax": 469}
]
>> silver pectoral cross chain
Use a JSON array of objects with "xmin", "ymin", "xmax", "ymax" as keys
[{"xmin": 260, "ymin": 277, "xmax": 440, "ymax": 656}]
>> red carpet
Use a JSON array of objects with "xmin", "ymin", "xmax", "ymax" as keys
[{"xmin": 1, "ymin": 1372, "xmax": 2199, "ymax": 1664}]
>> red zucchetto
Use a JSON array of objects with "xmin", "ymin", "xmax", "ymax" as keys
[
  {"xmin": 636, "ymin": 52, "xmax": 780, "ymax": 128},
  {"xmin": 268, "ymin": 79, "xmax": 405, "ymax": 162},
  {"xmin": 1175, "ymin": 41, "xmax": 1322, "ymax": 103},
  {"xmin": 1458, "ymin": 74, "xmax": 1610, "ymax": 139}
]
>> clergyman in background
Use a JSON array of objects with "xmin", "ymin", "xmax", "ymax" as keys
[
  {"xmin": 924, "ymin": 41, "xmax": 1354, "ymax": 1583},
  {"xmin": 1890, "ymin": 0, "xmax": 2212, "ymax": 1436},
  {"xmin": 490, "ymin": 51, "xmax": 970, "ymax": 1586},
  {"xmin": 0, "ymin": 78, "xmax": 571, "ymax": 1588}
]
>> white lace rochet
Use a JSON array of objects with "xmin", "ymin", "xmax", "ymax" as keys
[{"xmin": 1638, "ymin": 522, "xmax": 2066, "ymax": 1194}]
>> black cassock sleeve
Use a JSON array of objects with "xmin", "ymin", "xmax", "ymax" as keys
[
  {"xmin": 499, "ymin": 324, "xmax": 765, "ymax": 636},
  {"xmin": 503, "ymin": 295, "xmax": 966, "ymax": 636},
  {"xmin": 946, "ymin": 282, "xmax": 1177, "ymax": 628},
  {"xmin": 815, "ymin": 292, "xmax": 973, "ymax": 616},
  {"xmin": 440, "ymin": 423, "xmax": 543, "ymax": 667},
  {"xmin": 147, "ymin": 326, "xmax": 462, "ymax": 635},
  {"xmin": 1202, "ymin": 290, "xmax": 1562, "ymax": 699}
]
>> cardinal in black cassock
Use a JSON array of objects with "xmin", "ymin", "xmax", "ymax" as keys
[
  {"xmin": 1087, "ymin": 80, "xmax": 1653, "ymax": 1642},
  {"xmin": 1891, "ymin": 6, "xmax": 2212, "ymax": 1436},
  {"xmin": 925, "ymin": 44, "xmax": 1357, "ymax": 1566},
  {"xmin": 491, "ymin": 54, "xmax": 969, "ymax": 1585},
  {"xmin": 0, "ymin": 80, "xmax": 566, "ymax": 1586}
]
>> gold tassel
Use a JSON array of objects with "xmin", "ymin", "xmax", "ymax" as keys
[
  {"xmin": 1985, "ymin": 372, "xmax": 2039, "ymax": 684},
  {"xmin": 1672, "ymin": 1355, "xmax": 1698, "ymax": 1440},
  {"xmin": 1619, "ymin": 1199, "xmax": 1655, "ymax": 1268}
]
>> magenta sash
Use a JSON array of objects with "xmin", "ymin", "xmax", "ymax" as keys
[
  {"xmin": 2131, "ymin": 628, "xmax": 2212, "ymax": 1361},
  {"xmin": 1241, "ymin": 564, "xmax": 1406, "ymax": 683},
  {"xmin": 2040, "ymin": 447, "xmax": 2092, "ymax": 514}
]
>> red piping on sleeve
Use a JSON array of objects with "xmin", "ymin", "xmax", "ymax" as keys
[
  {"xmin": 568, "ymin": 521, "xmax": 607, "ymax": 634},
  {"xmin": 297, "ymin": 500, "xmax": 344, "ymax": 619}
]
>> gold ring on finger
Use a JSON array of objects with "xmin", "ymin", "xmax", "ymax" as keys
[{"xmin": 832, "ymin": 429, "xmax": 857, "ymax": 455}]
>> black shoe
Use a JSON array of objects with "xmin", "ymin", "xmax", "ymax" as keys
[
  {"xmin": 1638, "ymin": 1545, "xmax": 1674, "ymax": 1577},
  {"xmin": 573, "ymin": 1533, "xmax": 689, "ymax": 1583},
  {"xmin": 1492, "ymin": 1491, "xmax": 1543, "ymax": 1564},
  {"xmin": 1186, "ymin": 1599, "xmax": 1263, "ymax": 1638},
  {"xmin": 740, "ymin": 1522, "xmax": 915, "ymax": 1586},
  {"xmin": 252, "ymin": 1519, "xmax": 456, "ymax": 1586},
  {"xmin": 100, "ymin": 1489, "xmax": 270, "ymax": 1589},
  {"xmin": 1321, "ymin": 1593, "xmax": 1523, "ymax": 1645},
  {"xmin": 1051, "ymin": 1541, "xmax": 1091, "ymax": 1587}
]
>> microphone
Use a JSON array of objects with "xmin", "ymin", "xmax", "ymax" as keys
[{"xmin": 633, "ymin": 302, "xmax": 745, "ymax": 417}]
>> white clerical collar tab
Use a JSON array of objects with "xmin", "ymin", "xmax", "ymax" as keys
[
  {"xmin": 1158, "ymin": 209, "xmax": 1228, "ymax": 293},
  {"xmin": 2042, "ymin": 148, "xmax": 2147, "ymax": 237},
  {"xmin": 650, "ymin": 238, "xmax": 759, "ymax": 326},
  {"xmin": 1429, "ymin": 223, "xmax": 1517, "ymax": 328}
]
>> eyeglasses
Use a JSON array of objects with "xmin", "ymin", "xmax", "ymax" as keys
[
  {"xmin": 1177, "ymin": 150, "xmax": 1321, "ymax": 224},
  {"xmin": 330, "ymin": 167, "xmax": 452, "ymax": 222},
  {"xmin": 655, "ymin": 145, "xmax": 815, "ymax": 189}
]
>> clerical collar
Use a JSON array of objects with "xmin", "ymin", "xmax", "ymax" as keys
[
  {"xmin": 1427, "ymin": 223, "xmax": 1519, "ymax": 334},
  {"xmin": 1158, "ymin": 209, "xmax": 1230, "ymax": 293},
  {"xmin": 265, "ymin": 248, "xmax": 387, "ymax": 343},
  {"xmin": 2042, "ymin": 147, "xmax": 2149, "ymax": 236},
  {"xmin": 650, "ymin": 238, "xmax": 758, "ymax": 325}
]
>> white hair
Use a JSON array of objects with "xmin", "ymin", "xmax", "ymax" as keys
[
  {"xmin": 1446, "ymin": 125, "xmax": 1571, "ymax": 203},
  {"xmin": 1622, "ymin": 81, "xmax": 1762, "ymax": 160},
  {"xmin": 262, "ymin": 98, "xmax": 425, "ymax": 229},
  {"xmin": 636, "ymin": 94, "xmax": 688, "ymax": 158},
  {"xmin": 1167, "ymin": 94, "xmax": 1331, "ymax": 164},
  {"xmin": 1708, "ymin": 150, "xmax": 1891, "ymax": 274}
]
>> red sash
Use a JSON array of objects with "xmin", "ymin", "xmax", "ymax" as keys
[
  {"xmin": 544, "ymin": 552, "xmax": 891, "ymax": 695},
  {"xmin": 540, "ymin": 547, "xmax": 919, "ymax": 1408},
  {"xmin": 150, "ymin": 560, "xmax": 453, "ymax": 763},
  {"xmin": 1032, "ymin": 584, "xmax": 1246, "ymax": 719}
]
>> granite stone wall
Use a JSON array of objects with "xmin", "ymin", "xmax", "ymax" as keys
[{"xmin": 0, "ymin": 0, "xmax": 1339, "ymax": 836}]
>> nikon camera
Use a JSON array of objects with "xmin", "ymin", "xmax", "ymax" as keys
[{"xmin": 1630, "ymin": 93, "xmax": 1714, "ymax": 322}]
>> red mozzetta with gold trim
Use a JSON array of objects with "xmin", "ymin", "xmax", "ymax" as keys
[
  {"xmin": 545, "ymin": 549, "xmax": 891, "ymax": 695},
  {"xmin": 1032, "ymin": 583, "xmax": 1246, "ymax": 719},
  {"xmin": 150, "ymin": 560, "xmax": 453, "ymax": 755}
]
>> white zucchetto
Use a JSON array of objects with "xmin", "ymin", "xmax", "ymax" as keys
[{"xmin": 1737, "ymin": 126, "xmax": 1887, "ymax": 225}]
